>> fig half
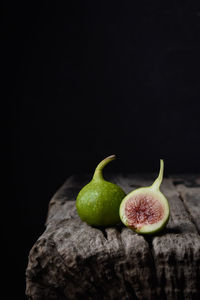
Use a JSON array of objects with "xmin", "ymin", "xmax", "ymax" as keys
[{"xmin": 119, "ymin": 160, "xmax": 170, "ymax": 234}]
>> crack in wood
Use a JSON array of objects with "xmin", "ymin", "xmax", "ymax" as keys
[
  {"xmin": 177, "ymin": 191, "xmax": 200, "ymax": 235},
  {"xmin": 143, "ymin": 235, "xmax": 159, "ymax": 294},
  {"xmin": 173, "ymin": 179, "xmax": 200, "ymax": 188},
  {"xmin": 129, "ymin": 184, "xmax": 142, "ymax": 188},
  {"xmin": 96, "ymin": 227, "xmax": 108, "ymax": 240},
  {"xmin": 115, "ymin": 223, "xmax": 124, "ymax": 234}
]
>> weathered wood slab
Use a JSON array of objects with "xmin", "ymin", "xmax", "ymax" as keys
[{"xmin": 26, "ymin": 174, "xmax": 200, "ymax": 300}]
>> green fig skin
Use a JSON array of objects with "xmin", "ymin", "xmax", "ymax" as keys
[
  {"xmin": 76, "ymin": 155, "xmax": 126, "ymax": 227},
  {"xmin": 120, "ymin": 159, "xmax": 170, "ymax": 235}
]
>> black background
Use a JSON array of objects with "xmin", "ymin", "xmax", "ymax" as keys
[{"xmin": 4, "ymin": 1, "xmax": 200, "ymax": 298}]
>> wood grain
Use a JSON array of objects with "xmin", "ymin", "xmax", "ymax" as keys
[{"xmin": 26, "ymin": 174, "xmax": 200, "ymax": 300}]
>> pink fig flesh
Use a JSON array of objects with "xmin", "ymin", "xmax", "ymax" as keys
[{"xmin": 124, "ymin": 194, "xmax": 164, "ymax": 230}]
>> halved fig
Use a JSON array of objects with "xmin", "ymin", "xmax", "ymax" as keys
[{"xmin": 119, "ymin": 160, "xmax": 170, "ymax": 234}]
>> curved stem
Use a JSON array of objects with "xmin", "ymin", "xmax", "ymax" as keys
[
  {"xmin": 93, "ymin": 155, "xmax": 116, "ymax": 180},
  {"xmin": 151, "ymin": 159, "xmax": 164, "ymax": 190}
]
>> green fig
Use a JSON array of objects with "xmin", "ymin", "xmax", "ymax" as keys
[
  {"xmin": 120, "ymin": 160, "xmax": 170, "ymax": 234},
  {"xmin": 76, "ymin": 155, "xmax": 126, "ymax": 226}
]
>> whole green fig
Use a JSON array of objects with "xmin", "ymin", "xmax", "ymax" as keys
[{"xmin": 76, "ymin": 155, "xmax": 126, "ymax": 226}]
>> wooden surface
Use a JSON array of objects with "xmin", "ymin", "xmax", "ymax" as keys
[{"xmin": 26, "ymin": 174, "xmax": 200, "ymax": 300}]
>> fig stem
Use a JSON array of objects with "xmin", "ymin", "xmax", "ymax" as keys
[
  {"xmin": 93, "ymin": 155, "xmax": 116, "ymax": 180},
  {"xmin": 151, "ymin": 159, "xmax": 164, "ymax": 190}
]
